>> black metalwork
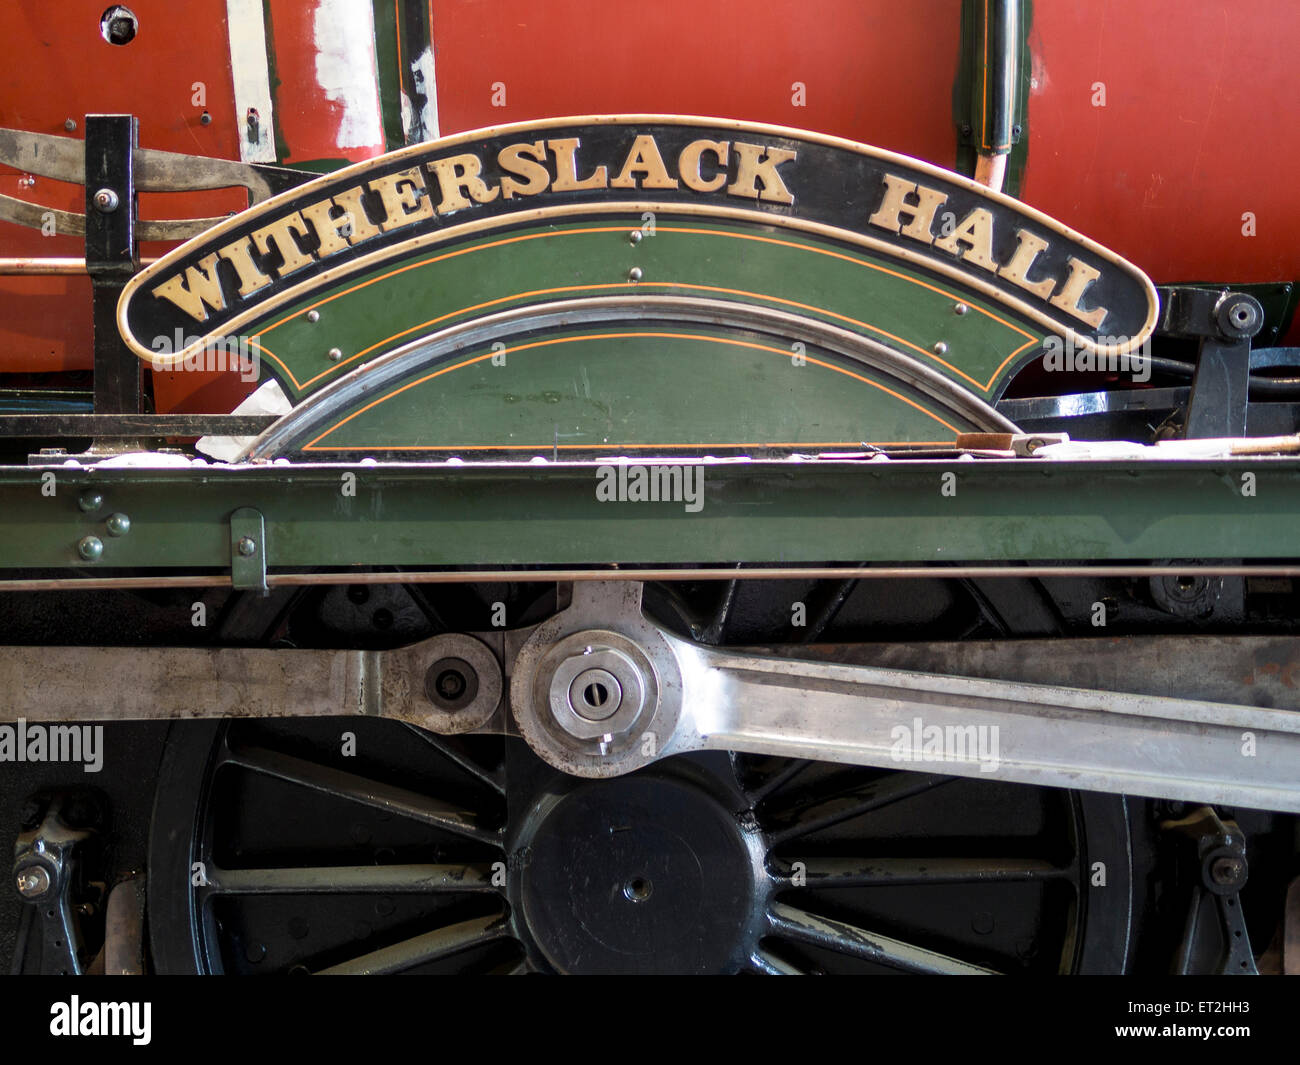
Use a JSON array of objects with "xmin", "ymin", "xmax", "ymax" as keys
[
  {"xmin": 1162, "ymin": 806, "xmax": 1257, "ymax": 975},
  {"xmin": 84, "ymin": 115, "xmax": 140, "ymax": 420},
  {"xmin": 12, "ymin": 793, "xmax": 104, "ymax": 975},
  {"xmin": 1159, "ymin": 285, "xmax": 1266, "ymax": 438}
]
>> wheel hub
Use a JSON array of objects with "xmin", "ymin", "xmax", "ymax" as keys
[{"xmin": 512, "ymin": 772, "xmax": 766, "ymax": 974}]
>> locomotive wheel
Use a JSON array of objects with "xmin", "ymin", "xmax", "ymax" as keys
[{"xmin": 148, "ymin": 716, "xmax": 1136, "ymax": 974}]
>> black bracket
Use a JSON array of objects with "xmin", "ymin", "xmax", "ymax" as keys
[
  {"xmin": 84, "ymin": 114, "xmax": 140, "ymax": 420},
  {"xmin": 12, "ymin": 794, "xmax": 103, "ymax": 975},
  {"xmin": 1158, "ymin": 285, "xmax": 1265, "ymax": 438},
  {"xmin": 1161, "ymin": 805, "xmax": 1257, "ymax": 975}
]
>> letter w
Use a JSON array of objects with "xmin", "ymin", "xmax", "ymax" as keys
[{"xmin": 150, "ymin": 254, "xmax": 227, "ymax": 322}]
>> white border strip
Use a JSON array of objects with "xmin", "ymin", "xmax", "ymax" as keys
[{"xmin": 225, "ymin": 0, "xmax": 277, "ymax": 163}]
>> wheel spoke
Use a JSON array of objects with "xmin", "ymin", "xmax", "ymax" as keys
[
  {"xmin": 765, "ymin": 771, "xmax": 954, "ymax": 844},
  {"xmin": 399, "ymin": 723, "xmax": 506, "ymax": 794},
  {"xmin": 767, "ymin": 902, "xmax": 997, "ymax": 974},
  {"xmin": 772, "ymin": 856, "xmax": 1067, "ymax": 888},
  {"xmin": 745, "ymin": 758, "xmax": 814, "ymax": 804},
  {"xmin": 747, "ymin": 949, "xmax": 805, "ymax": 975},
  {"xmin": 206, "ymin": 862, "xmax": 497, "ymax": 896},
  {"xmin": 315, "ymin": 913, "xmax": 511, "ymax": 975},
  {"xmin": 225, "ymin": 744, "xmax": 500, "ymax": 846}
]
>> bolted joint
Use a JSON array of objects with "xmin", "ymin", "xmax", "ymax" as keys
[
  {"xmin": 548, "ymin": 643, "xmax": 647, "ymax": 741},
  {"xmin": 92, "ymin": 188, "xmax": 120, "ymax": 213},
  {"xmin": 14, "ymin": 863, "xmax": 53, "ymax": 900},
  {"xmin": 1209, "ymin": 854, "xmax": 1247, "ymax": 890}
]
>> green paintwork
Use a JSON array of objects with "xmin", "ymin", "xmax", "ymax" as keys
[
  {"xmin": 300, "ymin": 325, "xmax": 966, "ymax": 455},
  {"xmin": 953, "ymin": 0, "xmax": 1032, "ymax": 198},
  {"xmin": 371, "ymin": 0, "xmax": 406, "ymax": 152},
  {"xmin": 0, "ymin": 459, "xmax": 1297, "ymax": 573},
  {"xmin": 253, "ymin": 217, "xmax": 1044, "ymax": 407}
]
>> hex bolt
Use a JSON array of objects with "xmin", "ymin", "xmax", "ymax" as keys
[
  {"xmin": 628, "ymin": 267, "xmax": 643, "ymax": 282},
  {"xmin": 1210, "ymin": 855, "xmax": 1246, "ymax": 887},
  {"xmin": 236, "ymin": 536, "xmax": 257, "ymax": 557},
  {"xmin": 105, "ymin": 512, "xmax": 131, "ymax": 537},
  {"xmin": 77, "ymin": 490, "xmax": 103, "ymax": 513},
  {"xmin": 77, "ymin": 536, "xmax": 104, "ymax": 562},
  {"xmin": 92, "ymin": 188, "xmax": 119, "ymax": 213},
  {"xmin": 327, "ymin": 347, "xmax": 343, "ymax": 362},
  {"xmin": 15, "ymin": 866, "xmax": 50, "ymax": 899}
]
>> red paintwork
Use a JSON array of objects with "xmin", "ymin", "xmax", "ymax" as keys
[
  {"xmin": 430, "ymin": 0, "xmax": 963, "ymax": 164},
  {"xmin": 1021, "ymin": 1, "xmax": 1300, "ymax": 287},
  {"xmin": 2, "ymin": 0, "xmax": 1299, "ymax": 406}
]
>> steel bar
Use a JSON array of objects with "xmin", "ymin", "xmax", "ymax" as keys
[
  {"xmin": 10, "ymin": 564, "xmax": 1300, "ymax": 594},
  {"xmin": 671, "ymin": 636, "xmax": 1300, "ymax": 812},
  {"xmin": 0, "ymin": 414, "xmax": 280, "ymax": 437}
]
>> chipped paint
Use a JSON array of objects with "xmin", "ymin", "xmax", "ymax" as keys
[
  {"xmin": 312, "ymin": 0, "xmax": 385, "ymax": 151},
  {"xmin": 401, "ymin": 46, "xmax": 440, "ymax": 143}
]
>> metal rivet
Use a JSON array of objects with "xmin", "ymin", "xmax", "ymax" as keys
[
  {"xmin": 954, "ymin": 303, "xmax": 969, "ymax": 316},
  {"xmin": 327, "ymin": 347, "xmax": 342, "ymax": 362},
  {"xmin": 92, "ymin": 188, "xmax": 119, "ymax": 213},
  {"xmin": 77, "ymin": 490, "xmax": 103, "ymax": 513},
  {"xmin": 628, "ymin": 267, "xmax": 643, "ymax": 282},
  {"xmin": 933, "ymin": 341, "xmax": 949, "ymax": 355},
  {"xmin": 105, "ymin": 513, "xmax": 131, "ymax": 537},
  {"xmin": 77, "ymin": 536, "xmax": 104, "ymax": 562},
  {"xmin": 629, "ymin": 230, "xmax": 643, "ymax": 245},
  {"xmin": 236, "ymin": 536, "xmax": 257, "ymax": 557},
  {"xmin": 199, "ymin": 111, "xmax": 211, "ymax": 126},
  {"xmin": 63, "ymin": 118, "xmax": 77, "ymax": 132},
  {"xmin": 307, "ymin": 310, "xmax": 320, "ymax": 323}
]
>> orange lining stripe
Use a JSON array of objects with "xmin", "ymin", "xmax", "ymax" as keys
[
  {"xmin": 254, "ymin": 226, "xmax": 1036, "ymax": 393},
  {"xmin": 302, "ymin": 331, "xmax": 963, "ymax": 450},
  {"xmin": 393, "ymin": 0, "xmax": 402, "ymax": 90}
]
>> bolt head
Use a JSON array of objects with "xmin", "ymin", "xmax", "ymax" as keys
[
  {"xmin": 78, "ymin": 490, "xmax": 103, "ymax": 513},
  {"xmin": 105, "ymin": 512, "xmax": 131, "ymax": 537},
  {"xmin": 628, "ymin": 267, "xmax": 643, "ymax": 283},
  {"xmin": 236, "ymin": 536, "xmax": 257, "ymax": 557},
  {"xmin": 327, "ymin": 347, "xmax": 343, "ymax": 362},
  {"xmin": 933, "ymin": 341, "xmax": 949, "ymax": 355},
  {"xmin": 64, "ymin": 118, "xmax": 77, "ymax": 132},
  {"xmin": 15, "ymin": 866, "xmax": 51, "ymax": 899},
  {"xmin": 92, "ymin": 188, "xmax": 119, "ymax": 213},
  {"xmin": 629, "ymin": 230, "xmax": 643, "ymax": 245},
  {"xmin": 954, "ymin": 302, "xmax": 969, "ymax": 316},
  {"xmin": 199, "ymin": 111, "xmax": 212, "ymax": 126},
  {"xmin": 307, "ymin": 310, "xmax": 320, "ymax": 323},
  {"xmin": 77, "ymin": 535, "xmax": 103, "ymax": 562}
]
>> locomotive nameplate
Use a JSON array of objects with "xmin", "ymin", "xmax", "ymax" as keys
[{"xmin": 118, "ymin": 116, "xmax": 1158, "ymax": 380}]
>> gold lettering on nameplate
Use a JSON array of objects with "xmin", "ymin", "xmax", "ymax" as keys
[
  {"xmin": 144, "ymin": 131, "xmax": 1114, "ymax": 337},
  {"xmin": 149, "ymin": 132, "xmax": 804, "ymax": 323},
  {"xmin": 867, "ymin": 172, "xmax": 1110, "ymax": 328}
]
